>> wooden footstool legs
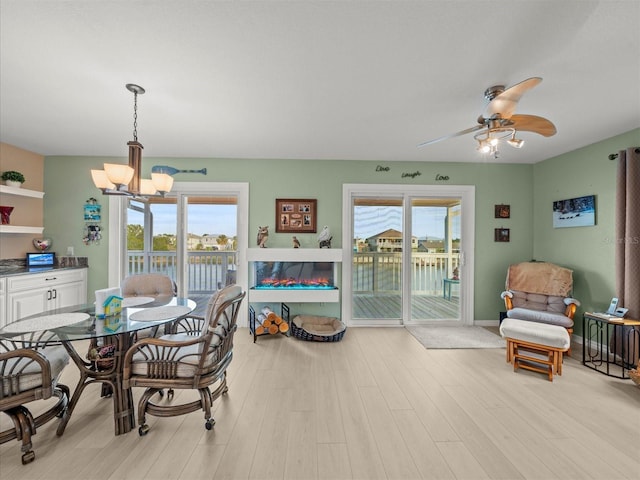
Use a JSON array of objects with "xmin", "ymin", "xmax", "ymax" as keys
[
  {"xmin": 500, "ymin": 318, "xmax": 571, "ymax": 382},
  {"xmin": 505, "ymin": 338, "xmax": 566, "ymax": 381}
]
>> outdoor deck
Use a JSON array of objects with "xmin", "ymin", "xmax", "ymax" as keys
[
  {"xmin": 190, "ymin": 293, "xmax": 460, "ymax": 321},
  {"xmin": 134, "ymin": 250, "xmax": 462, "ymax": 321},
  {"xmin": 353, "ymin": 293, "xmax": 459, "ymax": 320}
]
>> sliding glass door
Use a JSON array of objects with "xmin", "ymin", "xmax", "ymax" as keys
[
  {"xmin": 409, "ymin": 198, "xmax": 461, "ymax": 322},
  {"xmin": 352, "ymin": 197, "xmax": 404, "ymax": 323},
  {"xmin": 115, "ymin": 181, "xmax": 249, "ymax": 301},
  {"xmin": 343, "ymin": 184, "xmax": 474, "ymax": 326}
]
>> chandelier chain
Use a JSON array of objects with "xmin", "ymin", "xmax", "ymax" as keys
[{"xmin": 132, "ymin": 91, "xmax": 138, "ymax": 142}]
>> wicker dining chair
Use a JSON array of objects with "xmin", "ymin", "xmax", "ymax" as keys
[
  {"xmin": 120, "ymin": 273, "xmax": 176, "ymax": 299},
  {"xmin": 0, "ymin": 334, "xmax": 70, "ymax": 464},
  {"xmin": 123, "ymin": 285, "xmax": 245, "ymax": 435}
]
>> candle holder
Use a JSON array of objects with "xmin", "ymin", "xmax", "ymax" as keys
[{"xmin": 0, "ymin": 206, "xmax": 14, "ymax": 225}]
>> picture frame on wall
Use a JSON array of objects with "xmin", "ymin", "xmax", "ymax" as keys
[
  {"xmin": 83, "ymin": 203, "xmax": 101, "ymax": 222},
  {"xmin": 494, "ymin": 228, "xmax": 510, "ymax": 242},
  {"xmin": 552, "ymin": 194, "xmax": 596, "ymax": 228},
  {"xmin": 494, "ymin": 204, "xmax": 510, "ymax": 218},
  {"xmin": 275, "ymin": 198, "xmax": 317, "ymax": 233}
]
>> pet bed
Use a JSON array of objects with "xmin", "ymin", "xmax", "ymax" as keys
[{"xmin": 291, "ymin": 315, "xmax": 346, "ymax": 342}]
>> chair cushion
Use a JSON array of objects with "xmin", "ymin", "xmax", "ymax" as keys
[
  {"xmin": 509, "ymin": 291, "xmax": 567, "ymax": 314},
  {"xmin": 500, "ymin": 318, "xmax": 571, "ymax": 350},
  {"xmin": 1, "ymin": 346, "xmax": 69, "ymax": 396},
  {"xmin": 507, "ymin": 308, "xmax": 574, "ymax": 328},
  {"xmin": 121, "ymin": 274, "xmax": 175, "ymax": 297},
  {"xmin": 207, "ymin": 285, "xmax": 242, "ymax": 333}
]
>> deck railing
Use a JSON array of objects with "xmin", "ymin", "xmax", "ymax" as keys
[
  {"xmin": 353, "ymin": 252, "xmax": 460, "ymax": 295},
  {"xmin": 127, "ymin": 251, "xmax": 237, "ymax": 293},
  {"xmin": 127, "ymin": 250, "xmax": 459, "ymax": 296}
]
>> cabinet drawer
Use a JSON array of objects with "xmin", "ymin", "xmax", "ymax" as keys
[{"xmin": 7, "ymin": 268, "xmax": 87, "ymax": 291}]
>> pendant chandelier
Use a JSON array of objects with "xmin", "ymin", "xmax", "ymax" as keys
[{"xmin": 91, "ymin": 84, "xmax": 173, "ymax": 198}]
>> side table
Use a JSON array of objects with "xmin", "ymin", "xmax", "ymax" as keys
[
  {"xmin": 582, "ymin": 313, "xmax": 640, "ymax": 379},
  {"xmin": 443, "ymin": 278, "xmax": 459, "ymax": 300}
]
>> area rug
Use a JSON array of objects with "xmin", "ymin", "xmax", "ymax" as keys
[{"xmin": 406, "ymin": 325, "xmax": 505, "ymax": 349}]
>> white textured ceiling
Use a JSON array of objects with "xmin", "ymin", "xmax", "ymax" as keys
[{"xmin": 1, "ymin": 1, "xmax": 639, "ymax": 164}]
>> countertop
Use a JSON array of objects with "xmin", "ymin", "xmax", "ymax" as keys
[{"xmin": 0, "ymin": 257, "xmax": 88, "ymax": 278}]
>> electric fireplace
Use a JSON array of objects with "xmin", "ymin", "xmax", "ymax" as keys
[{"xmin": 247, "ymin": 248, "xmax": 342, "ymax": 303}]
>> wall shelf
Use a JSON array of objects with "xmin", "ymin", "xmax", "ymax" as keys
[
  {"xmin": 247, "ymin": 248, "xmax": 342, "ymax": 262},
  {"xmin": 0, "ymin": 225, "xmax": 44, "ymax": 234},
  {"xmin": 0, "ymin": 186, "xmax": 45, "ymax": 235},
  {"xmin": 0, "ymin": 185, "xmax": 45, "ymax": 198}
]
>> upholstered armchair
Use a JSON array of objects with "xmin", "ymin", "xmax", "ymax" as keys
[
  {"xmin": 501, "ymin": 262, "xmax": 580, "ymax": 343},
  {"xmin": 0, "ymin": 334, "xmax": 70, "ymax": 464},
  {"xmin": 123, "ymin": 285, "xmax": 245, "ymax": 435}
]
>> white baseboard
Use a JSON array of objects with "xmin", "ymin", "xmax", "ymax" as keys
[{"xmin": 474, "ymin": 319, "xmax": 500, "ymax": 326}]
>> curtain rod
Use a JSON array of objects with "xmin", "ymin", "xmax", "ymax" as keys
[{"xmin": 609, "ymin": 147, "xmax": 640, "ymax": 160}]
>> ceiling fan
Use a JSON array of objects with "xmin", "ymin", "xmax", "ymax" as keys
[{"xmin": 418, "ymin": 77, "xmax": 556, "ymax": 158}]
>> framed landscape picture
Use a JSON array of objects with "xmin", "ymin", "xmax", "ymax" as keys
[
  {"xmin": 552, "ymin": 194, "xmax": 596, "ymax": 228},
  {"xmin": 275, "ymin": 198, "xmax": 317, "ymax": 233}
]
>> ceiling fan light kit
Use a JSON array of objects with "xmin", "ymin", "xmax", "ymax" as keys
[{"xmin": 418, "ymin": 76, "xmax": 555, "ymax": 159}]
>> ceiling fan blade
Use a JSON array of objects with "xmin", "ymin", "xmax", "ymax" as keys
[
  {"xmin": 510, "ymin": 114, "xmax": 557, "ymax": 137},
  {"xmin": 483, "ymin": 77, "xmax": 542, "ymax": 120},
  {"xmin": 417, "ymin": 124, "xmax": 484, "ymax": 147}
]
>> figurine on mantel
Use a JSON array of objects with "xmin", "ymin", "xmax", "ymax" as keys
[
  {"xmin": 257, "ymin": 226, "xmax": 269, "ymax": 248},
  {"xmin": 317, "ymin": 225, "xmax": 332, "ymax": 248},
  {"xmin": 292, "ymin": 236, "xmax": 301, "ymax": 248}
]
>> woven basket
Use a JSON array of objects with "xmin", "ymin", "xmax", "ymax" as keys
[
  {"xmin": 87, "ymin": 342, "xmax": 116, "ymax": 370},
  {"xmin": 291, "ymin": 316, "xmax": 346, "ymax": 342}
]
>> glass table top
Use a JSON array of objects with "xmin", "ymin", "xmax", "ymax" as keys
[{"xmin": 0, "ymin": 297, "xmax": 196, "ymax": 343}]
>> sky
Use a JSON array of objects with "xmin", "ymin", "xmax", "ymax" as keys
[
  {"xmin": 128, "ymin": 204, "xmax": 238, "ymax": 237},
  {"xmin": 354, "ymin": 206, "xmax": 460, "ymax": 240},
  {"xmin": 129, "ymin": 204, "xmax": 460, "ymax": 240}
]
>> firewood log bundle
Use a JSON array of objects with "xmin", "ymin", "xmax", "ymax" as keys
[{"xmin": 255, "ymin": 306, "xmax": 289, "ymax": 335}]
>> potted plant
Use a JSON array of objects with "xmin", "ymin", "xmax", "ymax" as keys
[{"xmin": 1, "ymin": 170, "xmax": 26, "ymax": 187}]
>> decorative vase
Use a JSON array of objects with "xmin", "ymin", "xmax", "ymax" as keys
[
  {"xmin": 5, "ymin": 180, "xmax": 22, "ymax": 188},
  {"xmin": 0, "ymin": 206, "xmax": 14, "ymax": 224},
  {"xmin": 33, "ymin": 238, "xmax": 53, "ymax": 251}
]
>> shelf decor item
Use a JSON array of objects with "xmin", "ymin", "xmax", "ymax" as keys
[
  {"xmin": 0, "ymin": 206, "xmax": 14, "ymax": 224},
  {"xmin": 1, "ymin": 170, "xmax": 25, "ymax": 188},
  {"xmin": 33, "ymin": 238, "xmax": 53, "ymax": 251}
]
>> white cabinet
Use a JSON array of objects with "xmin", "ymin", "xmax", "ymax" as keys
[{"xmin": 4, "ymin": 268, "xmax": 87, "ymax": 326}]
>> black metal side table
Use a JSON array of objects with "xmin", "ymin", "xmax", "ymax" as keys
[{"xmin": 582, "ymin": 313, "xmax": 640, "ymax": 379}]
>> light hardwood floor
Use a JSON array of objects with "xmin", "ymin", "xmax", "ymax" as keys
[{"xmin": 1, "ymin": 327, "xmax": 639, "ymax": 479}]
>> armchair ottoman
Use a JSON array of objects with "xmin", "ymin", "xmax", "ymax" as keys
[{"xmin": 501, "ymin": 261, "xmax": 580, "ymax": 355}]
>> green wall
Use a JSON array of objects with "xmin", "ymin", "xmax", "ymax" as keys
[
  {"xmin": 44, "ymin": 130, "xmax": 638, "ymax": 324},
  {"xmin": 532, "ymin": 128, "xmax": 640, "ymax": 335}
]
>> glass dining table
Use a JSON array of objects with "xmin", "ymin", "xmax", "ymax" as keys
[{"xmin": 0, "ymin": 296, "xmax": 196, "ymax": 436}]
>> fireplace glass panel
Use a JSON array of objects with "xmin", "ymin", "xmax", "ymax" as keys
[{"xmin": 252, "ymin": 261, "xmax": 336, "ymax": 289}]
